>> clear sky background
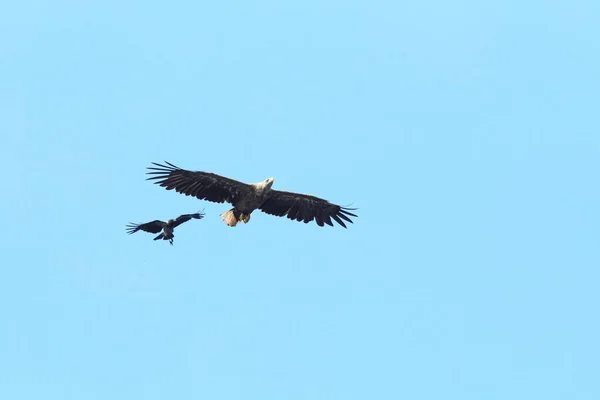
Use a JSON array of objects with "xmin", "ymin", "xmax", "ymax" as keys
[{"xmin": 1, "ymin": 1, "xmax": 598, "ymax": 399}]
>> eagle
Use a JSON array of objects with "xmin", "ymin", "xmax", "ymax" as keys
[
  {"xmin": 125, "ymin": 211, "xmax": 205, "ymax": 244},
  {"xmin": 146, "ymin": 161, "xmax": 357, "ymax": 228}
]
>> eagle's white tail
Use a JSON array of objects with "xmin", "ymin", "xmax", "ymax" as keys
[{"xmin": 220, "ymin": 208, "xmax": 251, "ymax": 227}]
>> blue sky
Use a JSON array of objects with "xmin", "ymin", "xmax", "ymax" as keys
[{"xmin": 1, "ymin": 0, "xmax": 599, "ymax": 398}]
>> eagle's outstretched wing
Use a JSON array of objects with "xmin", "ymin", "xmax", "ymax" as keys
[
  {"xmin": 126, "ymin": 220, "xmax": 165, "ymax": 234},
  {"xmin": 146, "ymin": 162, "xmax": 249, "ymax": 204},
  {"xmin": 172, "ymin": 211, "xmax": 205, "ymax": 228},
  {"xmin": 259, "ymin": 190, "xmax": 357, "ymax": 228}
]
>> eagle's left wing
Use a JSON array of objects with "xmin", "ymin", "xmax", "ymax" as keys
[
  {"xmin": 259, "ymin": 190, "xmax": 357, "ymax": 228},
  {"xmin": 146, "ymin": 162, "xmax": 248, "ymax": 205}
]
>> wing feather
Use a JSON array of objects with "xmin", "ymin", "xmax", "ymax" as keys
[
  {"xmin": 314, "ymin": 208, "xmax": 325, "ymax": 227},
  {"xmin": 259, "ymin": 190, "xmax": 358, "ymax": 228},
  {"xmin": 146, "ymin": 161, "xmax": 248, "ymax": 204}
]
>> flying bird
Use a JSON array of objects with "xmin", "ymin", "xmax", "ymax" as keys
[
  {"xmin": 125, "ymin": 211, "xmax": 205, "ymax": 245},
  {"xmin": 146, "ymin": 161, "xmax": 357, "ymax": 228}
]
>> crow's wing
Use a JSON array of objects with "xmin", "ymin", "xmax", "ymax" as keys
[{"xmin": 126, "ymin": 220, "xmax": 165, "ymax": 234}]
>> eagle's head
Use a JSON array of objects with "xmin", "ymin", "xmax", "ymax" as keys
[
  {"xmin": 253, "ymin": 177, "xmax": 274, "ymax": 194},
  {"xmin": 264, "ymin": 177, "xmax": 275, "ymax": 189}
]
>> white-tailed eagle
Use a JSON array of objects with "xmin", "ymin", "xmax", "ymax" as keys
[
  {"xmin": 146, "ymin": 162, "xmax": 357, "ymax": 228},
  {"xmin": 126, "ymin": 211, "xmax": 205, "ymax": 244}
]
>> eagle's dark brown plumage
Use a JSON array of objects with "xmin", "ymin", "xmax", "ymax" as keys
[{"xmin": 146, "ymin": 162, "xmax": 357, "ymax": 228}]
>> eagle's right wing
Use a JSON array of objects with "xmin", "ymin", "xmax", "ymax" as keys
[
  {"xmin": 126, "ymin": 220, "xmax": 164, "ymax": 234},
  {"xmin": 259, "ymin": 190, "xmax": 357, "ymax": 228},
  {"xmin": 146, "ymin": 162, "xmax": 248, "ymax": 205}
]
